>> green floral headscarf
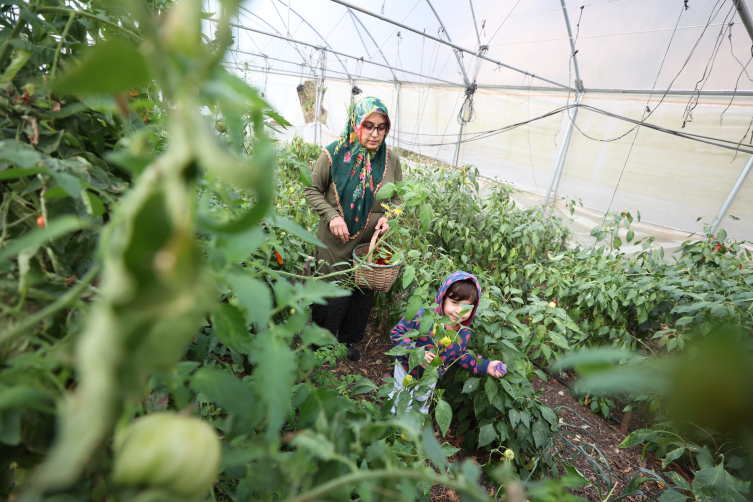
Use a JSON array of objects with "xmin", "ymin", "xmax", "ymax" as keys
[{"xmin": 324, "ymin": 97, "xmax": 391, "ymax": 237}]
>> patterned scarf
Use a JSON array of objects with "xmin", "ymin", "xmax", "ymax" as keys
[{"xmin": 324, "ymin": 96, "xmax": 391, "ymax": 237}]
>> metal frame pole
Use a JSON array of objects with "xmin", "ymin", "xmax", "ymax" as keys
[
  {"xmin": 733, "ymin": 0, "xmax": 753, "ymax": 43},
  {"xmin": 560, "ymin": 0, "xmax": 583, "ymax": 89},
  {"xmin": 425, "ymin": 0, "xmax": 471, "ymax": 87},
  {"xmin": 314, "ymin": 75, "xmax": 321, "ymax": 144},
  {"xmin": 711, "ymin": 0, "xmax": 753, "ymax": 234},
  {"xmin": 237, "ymin": 8, "xmax": 309, "ymax": 65},
  {"xmin": 328, "ymin": 0, "xmax": 576, "ymax": 91},
  {"xmin": 542, "ymin": 94, "xmax": 581, "ymax": 216},
  {"xmin": 711, "ymin": 155, "xmax": 753, "ymax": 234},
  {"xmin": 347, "ymin": 9, "xmax": 398, "ymax": 82},
  {"xmin": 222, "ymin": 23, "xmax": 462, "ymax": 86},
  {"xmin": 468, "ymin": 0, "xmax": 482, "ymax": 46},
  {"xmin": 395, "ymin": 81, "xmax": 400, "ymax": 154}
]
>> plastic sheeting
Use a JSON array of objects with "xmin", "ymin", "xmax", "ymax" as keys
[{"xmin": 243, "ymin": 71, "xmax": 752, "ymax": 247}]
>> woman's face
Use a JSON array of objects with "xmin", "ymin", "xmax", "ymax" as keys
[{"xmin": 358, "ymin": 111, "xmax": 387, "ymax": 151}]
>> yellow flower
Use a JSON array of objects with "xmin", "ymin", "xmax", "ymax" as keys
[
  {"xmin": 548, "ymin": 302, "xmax": 556, "ymax": 308},
  {"xmin": 384, "ymin": 212, "xmax": 391, "ymax": 219},
  {"xmin": 381, "ymin": 203, "xmax": 390, "ymax": 210},
  {"xmin": 393, "ymin": 207, "xmax": 403, "ymax": 216},
  {"xmin": 349, "ymin": 131, "xmax": 357, "ymax": 143}
]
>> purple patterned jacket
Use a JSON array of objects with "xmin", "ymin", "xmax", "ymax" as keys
[{"xmin": 391, "ymin": 271, "xmax": 500, "ymax": 379}]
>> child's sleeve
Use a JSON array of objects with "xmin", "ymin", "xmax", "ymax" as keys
[
  {"xmin": 390, "ymin": 308, "xmax": 424, "ymax": 350},
  {"xmin": 440, "ymin": 331, "xmax": 493, "ymax": 375}
]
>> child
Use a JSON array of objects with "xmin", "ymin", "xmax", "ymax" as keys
[{"xmin": 388, "ymin": 271, "xmax": 507, "ymax": 414}]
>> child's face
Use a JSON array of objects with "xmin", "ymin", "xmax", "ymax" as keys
[{"xmin": 443, "ymin": 296, "xmax": 474, "ymax": 325}]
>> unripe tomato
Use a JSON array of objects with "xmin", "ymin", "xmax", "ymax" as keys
[
  {"xmin": 36, "ymin": 215, "xmax": 45, "ymax": 227},
  {"xmin": 504, "ymin": 449, "xmax": 514, "ymax": 460},
  {"xmin": 402, "ymin": 374, "xmax": 413, "ymax": 386},
  {"xmin": 289, "ymin": 308, "xmax": 296, "ymax": 315},
  {"xmin": 400, "ymin": 431, "xmax": 411, "ymax": 441},
  {"xmin": 113, "ymin": 413, "xmax": 221, "ymax": 497}
]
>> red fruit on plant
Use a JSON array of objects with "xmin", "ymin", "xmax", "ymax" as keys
[
  {"xmin": 36, "ymin": 215, "xmax": 45, "ymax": 227},
  {"xmin": 275, "ymin": 250, "xmax": 283, "ymax": 265}
]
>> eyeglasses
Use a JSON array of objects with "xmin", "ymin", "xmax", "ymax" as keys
[{"xmin": 361, "ymin": 122, "xmax": 388, "ymax": 136}]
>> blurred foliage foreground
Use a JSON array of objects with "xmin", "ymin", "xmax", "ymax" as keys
[{"xmin": 1, "ymin": 0, "xmax": 752, "ymax": 501}]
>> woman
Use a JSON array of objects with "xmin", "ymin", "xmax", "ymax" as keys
[{"xmin": 304, "ymin": 97, "xmax": 402, "ymax": 361}]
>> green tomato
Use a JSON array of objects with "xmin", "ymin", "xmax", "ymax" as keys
[
  {"xmin": 504, "ymin": 449, "xmax": 515, "ymax": 461},
  {"xmin": 113, "ymin": 412, "xmax": 221, "ymax": 497}
]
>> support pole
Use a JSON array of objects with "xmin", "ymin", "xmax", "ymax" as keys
[
  {"xmin": 425, "ymin": 0, "xmax": 470, "ymax": 87},
  {"xmin": 711, "ymin": 154, "xmax": 753, "ymax": 234},
  {"xmin": 395, "ymin": 82, "xmax": 400, "ymax": 155},
  {"xmin": 347, "ymin": 9, "xmax": 398, "ymax": 82},
  {"xmin": 328, "ymin": 0, "xmax": 575, "ymax": 91},
  {"xmin": 314, "ymin": 75, "xmax": 321, "ymax": 144},
  {"xmin": 542, "ymin": 94, "xmax": 581, "ymax": 216},
  {"xmin": 468, "ymin": 0, "xmax": 482, "ymax": 46},
  {"xmin": 560, "ymin": 0, "xmax": 583, "ymax": 90},
  {"xmin": 733, "ymin": 0, "xmax": 753, "ymax": 43},
  {"xmin": 221, "ymin": 22, "xmax": 461, "ymax": 86}
]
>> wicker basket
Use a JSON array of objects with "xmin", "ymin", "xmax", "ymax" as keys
[{"xmin": 352, "ymin": 231, "xmax": 401, "ymax": 292}]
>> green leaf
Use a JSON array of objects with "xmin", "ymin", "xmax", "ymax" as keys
[
  {"xmin": 477, "ymin": 423, "xmax": 497, "ymax": 448},
  {"xmin": 376, "ymin": 182, "xmax": 396, "ymax": 200},
  {"xmin": 0, "ymin": 216, "xmax": 83, "ymax": 266},
  {"xmin": 662, "ymin": 446, "xmax": 685, "ymax": 469},
  {"xmin": 419, "ymin": 203, "xmax": 433, "ymax": 232},
  {"xmin": 227, "ymin": 273, "xmax": 272, "ymax": 327},
  {"xmin": 250, "ymin": 333, "xmax": 296, "ymax": 439},
  {"xmin": 658, "ymin": 490, "xmax": 689, "ymax": 502},
  {"xmin": 509, "ymin": 409, "xmax": 521, "ymax": 427},
  {"xmin": 54, "ymin": 38, "xmax": 151, "ymax": 95},
  {"xmin": 405, "ymin": 294, "xmax": 423, "ymax": 322},
  {"xmin": 402, "ymin": 265, "xmax": 416, "ymax": 289},
  {"xmin": 211, "ymin": 303, "xmax": 250, "ymax": 350},
  {"xmin": 190, "ymin": 367, "xmax": 257, "ymax": 418},
  {"xmin": 484, "ymin": 377, "xmax": 498, "ymax": 404},
  {"xmin": 693, "ymin": 464, "xmax": 749, "ymax": 502},
  {"xmin": 351, "ymin": 377, "xmax": 378, "ymax": 395},
  {"xmin": 0, "ymin": 49, "xmax": 31, "ymax": 83},
  {"xmin": 300, "ymin": 325, "xmax": 337, "ymax": 347},
  {"xmin": 298, "ymin": 163, "xmax": 313, "ymax": 187},
  {"xmin": 619, "ymin": 428, "xmax": 660, "ymax": 448},
  {"xmin": 548, "ymin": 330, "xmax": 569, "ymax": 349},
  {"xmin": 627, "ymin": 229, "xmax": 635, "ymax": 243},
  {"xmin": 613, "ymin": 236, "xmax": 623, "ymax": 249},
  {"xmin": 422, "ymin": 426, "xmax": 447, "ymax": 469},
  {"xmin": 384, "ymin": 345, "xmax": 410, "ymax": 356},
  {"xmin": 0, "ymin": 386, "xmax": 54, "ymax": 413},
  {"xmin": 267, "ymin": 214, "xmax": 324, "ymax": 247},
  {"xmin": 81, "ymin": 191, "xmax": 106, "ymax": 218},
  {"xmin": 622, "ymin": 476, "xmax": 655, "ymax": 497},
  {"xmin": 461, "ymin": 377, "xmax": 480, "ymax": 394},
  {"xmin": 532, "ymin": 419, "xmax": 550, "ymax": 448},
  {"xmin": 435, "ymin": 399, "xmax": 452, "ymax": 437},
  {"xmin": 717, "ymin": 229, "xmax": 727, "ymax": 242}
]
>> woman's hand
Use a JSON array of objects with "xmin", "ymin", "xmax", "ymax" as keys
[
  {"xmin": 375, "ymin": 216, "xmax": 390, "ymax": 236},
  {"xmin": 488, "ymin": 360, "xmax": 506, "ymax": 378},
  {"xmin": 329, "ymin": 216, "xmax": 350, "ymax": 243},
  {"xmin": 420, "ymin": 351, "xmax": 438, "ymax": 368}
]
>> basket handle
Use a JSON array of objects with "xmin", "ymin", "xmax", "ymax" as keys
[{"xmin": 366, "ymin": 230, "xmax": 382, "ymax": 264}]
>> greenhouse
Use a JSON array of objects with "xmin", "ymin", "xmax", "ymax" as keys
[{"xmin": 1, "ymin": 0, "xmax": 752, "ymax": 501}]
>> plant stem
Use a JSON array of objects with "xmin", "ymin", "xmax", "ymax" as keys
[
  {"xmin": 0, "ymin": 263, "xmax": 99, "ymax": 346},
  {"xmin": 0, "ymin": 16, "xmax": 27, "ymax": 71},
  {"xmin": 36, "ymin": 7, "xmax": 143, "ymax": 42},
  {"xmin": 50, "ymin": 12, "xmax": 76, "ymax": 81},
  {"xmin": 281, "ymin": 469, "xmax": 489, "ymax": 502}
]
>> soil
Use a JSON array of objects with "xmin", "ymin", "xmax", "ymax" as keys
[{"xmin": 323, "ymin": 312, "xmax": 694, "ymax": 501}]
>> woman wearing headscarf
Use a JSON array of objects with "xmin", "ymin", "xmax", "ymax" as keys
[{"xmin": 304, "ymin": 97, "xmax": 402, "ymax": 361}]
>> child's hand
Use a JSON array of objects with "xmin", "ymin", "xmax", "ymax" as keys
[
  {"xmin": 488, "ymin": 360, "xmax": 506, "ymax": 378},
  {"xmin": 420, "ymin": 352, "xmax": 438, "ymax": 368}
]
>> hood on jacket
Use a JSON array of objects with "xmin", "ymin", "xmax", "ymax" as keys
[{"xmin": 433, "ymin": 271, "xmax": 482, "ymax": 327}]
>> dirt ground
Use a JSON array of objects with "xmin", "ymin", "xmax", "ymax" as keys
[{"xmin": 326, "ymin": 313, "xmax": 693, "ymax": 501}]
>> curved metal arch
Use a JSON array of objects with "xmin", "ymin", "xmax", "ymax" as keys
[
  {"xmin": 237, "ymin": 7, "xmax": 309, "ymax": 67},
  {"xmin": 273, "ymin": 0, "xmax": 354, "ymax": 86},
  {"xmin": 347, "ymin": 9, "xmax": 398, "ymax": 82}
]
